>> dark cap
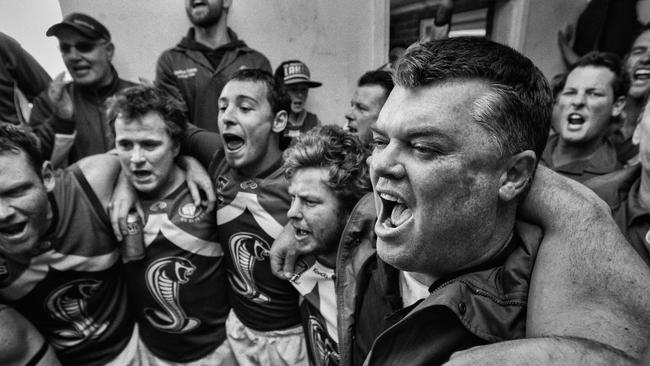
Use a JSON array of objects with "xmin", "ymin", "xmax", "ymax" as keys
[
  {"xmin": 276, "ymin": 60, "xmax": 322, "ymax": 88},
  {"xmin": 46, "ymin": 13, "xmax": 111, "ymax": 41}
]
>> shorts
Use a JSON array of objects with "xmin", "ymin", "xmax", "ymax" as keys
[
  {"xmin": 137, "ymin": 335, "xmax": 236, "ymax": 366},
  {"xmin": 225, "ymin": 310, "xmax": 308, "ymax": 366}
]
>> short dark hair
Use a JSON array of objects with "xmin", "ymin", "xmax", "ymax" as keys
[
  {"xmin": 283, "ymin": 125, "xmax": 371, "ymax": 213},
  {"xmin": 358, "ymin": 70, "xmax": 394, "ymax": 100},
  {"xmin": 107, "ymin": 85, "xmax": 187, "ymax": 145},
  {"xmin": 394, "ymin": 37, "xmax": 552, "ymax": 161},
  {"xmin": 0, "ymin": 123, "xmax": 43, "ymax": 176},
  {"xmin": 571, "ymin": 51, "xmax": 630, "ymax": 99},
  {"xmin": 230, "ymin": 68, "xmax": 291, "ymax": 116}
]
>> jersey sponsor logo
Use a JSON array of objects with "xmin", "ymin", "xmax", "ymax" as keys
[
  {"xmin": 239, "ymin": 180, "xmax": 258, "ymax": 190},
  {"xmin": 150, "ymin": 201, "xmax": 168, "ymax": 212},
  {"xmin": 216, "ymin": 175, "xmax": 230, "ymax": 204},
  {"xmin": 45, "ymin": 279, "xmax": 110, "ymax": 349},
  {"xmin": 228, "ymin": 233, "xmax": 271, "ymax": 303},
  {"xmin": 178, "ymin": 203, "xmax": 204, "ymax": 223},
  {"xmin": 144, "ymin": 257, "xmax": 200, "ymax": 333},
  {"xmin": 308, "ymin": 315, "xmax": 340, "ymax": 366},
  {"xmin": 173, "ymin": 68, "xmax": 198, "ymax": 79}
]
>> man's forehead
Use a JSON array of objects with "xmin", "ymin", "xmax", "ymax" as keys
[
  {"xmin": 356, "ymin": 84, "xmax": 387, "ymax": 102},
  {"xmin": 566, "ymin": 66, "xmax": 616, "ymax": 86},
  {"xmin": 221, "ymin": 80, "xmax": 269, "ymax": 102},
  {"xmin": 0, "ymin": 150, "xmax": 40, "ymax": 180},
  {"xmin": 633, "ymin": 30, "xmax": 650, "ymax": 47}
]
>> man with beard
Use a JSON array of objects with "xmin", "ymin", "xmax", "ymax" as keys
[
  {"xmin": 282, "ymin": 125, "xmax": 371, "ymax": 366},
  {"xmin": 156, "ymin": 0, "xmax": 271, "ymax": 132},
  {"xmin": 28, "ymin": 13, "xmax": 135, "ymax": 167}
]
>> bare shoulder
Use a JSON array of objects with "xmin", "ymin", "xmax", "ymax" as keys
[{"xmin": 75, "ymin": 153, "xmax": 121, "ymax": 207}]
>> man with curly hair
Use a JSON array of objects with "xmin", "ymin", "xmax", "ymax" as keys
[{"xmin": 281, "ymin": 125, "xmax": 371, "ymax": 366}]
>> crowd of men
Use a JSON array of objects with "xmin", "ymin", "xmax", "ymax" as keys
[{"xmin": 2, "ymin": 1, "xmax": 650, "ymax": 365}]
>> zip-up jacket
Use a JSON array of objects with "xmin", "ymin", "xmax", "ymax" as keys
[
  {"xmin": 336, "ymin": 193, "xmax": 542, "ymax": 366},
  {"xmin": 155, "ymin": 28, "xmax": 271, "ymax": 132},
  {"xmin": 28, "ymin": 69, "xmax": 135, "ymax": 164}
]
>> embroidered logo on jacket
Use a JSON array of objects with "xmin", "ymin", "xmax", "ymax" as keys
[
  {"xmin": 173, "ymin": 68, "xmax": 198, "ymax": 79},
  {"xmin": 144, "ymin": 257, "xmax": 200, "ymax": 333},
  {"xmin": 45, "ymin": 279, "xmax": 109, "ymax": 349}
]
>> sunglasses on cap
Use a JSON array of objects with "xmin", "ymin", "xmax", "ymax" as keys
[{"xmin": 59, "ymin": 40, "xmax": 108, "ymax": 54}]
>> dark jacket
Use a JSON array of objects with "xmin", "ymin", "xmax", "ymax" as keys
[
  {"xmin": 28, "ymin": 69, "xmax": 135, "ymax": 165},
  {"xmin": 0, "ymin": 32, "xmax": 51, "ymax": 125},
  {"xmin": 336, "ymin": 193, "xmax": 542, "ymax": 366},
  {"xmin": 155, "ymin": 28, "xmax": 271, "ymax": 132},
  {"xmin": 586, "ymin": 165, "xmax": 650, "ymax": 265}
]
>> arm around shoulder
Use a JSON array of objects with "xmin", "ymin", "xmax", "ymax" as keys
[{"xmin": 75, "ymin": 153, "xmax": 122, "ymax": 208}]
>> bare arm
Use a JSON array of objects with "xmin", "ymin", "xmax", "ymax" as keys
[
  {"xmin": 444, "ymin": 337, "xmax": 636, "ymax": 366},
  {"xmin": 75, "ymin": 153, "xmax": 122, "ymax": 209},
  {"xmin": 0, "ymin": 306, "xmax": 61, "ymax": 366},
  {"xmin": 521, "ymin": 166, "xmax": 650, "ymax": 358}
]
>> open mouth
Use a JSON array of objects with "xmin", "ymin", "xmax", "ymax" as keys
[
  {"xmin": 379, "ymin": 192, "xmax": 412, "ymax": 228},
  {"xmin": 222, "ymin": 133, "xmax": 245, "ymax": 151},
  {"xmin": 0, "ymin": 222, "xmax": 27, "ymax": 238},
  {"xmin": 293, "ymin": 226, "xmax": 311, "ymax": 240},
  {"xmin": 132, "ymin": 170, "xmax": 152, "ymax": 179},
  {"xmin": 191, "ymin": 0, "xmax": 207, "ymax": 8},
  {"xmin": 634, "ymin": 68, "xmax": 650, "ymax": 81},
  {"xmin": 567, "ymin": 113, "xmax": 585, "ymax": 129}
]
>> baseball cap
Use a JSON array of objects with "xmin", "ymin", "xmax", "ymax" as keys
[
  {"xmin": 277, "ymin": 60, "xmax": 322, "ymax": 88},
  {"xmin": 46, "ymin": 13, "xmax": 111, "ymax": 41}
]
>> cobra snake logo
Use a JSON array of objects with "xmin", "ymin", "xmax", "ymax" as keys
[
  {"xmin": 45, "ymin": 279, "xmax": 109, "ymax": 349},
  {"xmin": 228, "ymin": 233, "xmax": 271, "ymax": 303},
  {"xmin": 144, "ymin": 257, "xmax": 200, "ymax": 333},
  {"xmin": 308, "ymin": 316, "xmax": 339, "ymax": 366}
]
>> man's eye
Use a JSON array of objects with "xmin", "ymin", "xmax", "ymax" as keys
[
  {"xmin": 117, "ymin": 141, "xmax": 133, "ymax": 150},
  {"xmin": 371, "ymin": 138, "xmax": 388, "ymax": 149},
  {"xmin": 141, "ymin": 142, "xmax": 160, "ymax": 150},
  {"xmin": 412, "ymin": 143, "xmax": 440, "ymax": 157}
]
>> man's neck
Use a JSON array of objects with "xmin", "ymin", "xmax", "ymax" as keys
[
  {"xmin": 623, "ymin": 97, "xmax": 646, "ymax": 139},
  {"xmin": 238, "ymin": 143, "xmax": 282, "ymax": 178},
  {"xmin": 140, "ymin": 165, "xmax": 185, "ymax": 201},
  {"xmin": 553, "ymin": 136, "xmax": 604, "ymax": 167},
  {"xmin": 639, "ymin": 167, "xmax": 650, "ymax": 212},
  {"xmin": 193, "ymin": 20, "xmax": 229, "ymax": 49}
]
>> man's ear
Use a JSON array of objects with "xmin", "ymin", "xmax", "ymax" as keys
[
  {"xmin": 611, "ymin": 95, "xmax": 626, "ymax": 119},
  {"xmin": 272, "ymin": 110, "xmax": 288, "ymax": 133},
  {"xmin": 41, "ymin": 161, "xmax": 55, "ymax": 193},
  {"xmin": 498, "ymin": 150, "xmax": 536, "ymax": 202},
  {"xmin": 105, "ymin": 42, "xmax": 115, "ymax": 61},
  {"xmin": 633, "ymin": 123, "xmax": 642, "ymax": 145}
]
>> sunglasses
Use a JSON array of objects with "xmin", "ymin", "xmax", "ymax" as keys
[{"xmin": 59, "ymin": 41, "xmax": 107, "ymax": 54}]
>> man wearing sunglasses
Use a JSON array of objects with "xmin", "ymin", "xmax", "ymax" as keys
[{"xmin": 29, "ymin": 13, "xmax": 135, "ymax": 167}]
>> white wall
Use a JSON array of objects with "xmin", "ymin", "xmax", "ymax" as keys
[
  {"xmin": 59, "ymin": 0, "xmax": 388, "ymax": 126},
  {"xmin": 1, "ymin": 0, "xmax": 65, "ymax": 77}
]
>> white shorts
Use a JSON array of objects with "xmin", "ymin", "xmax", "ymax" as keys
[
  {"xmin": 137, "ymin": 335, "xmax": 236, "ymax": 366},
  {"xmin": 225, "ymin": 310, "xmax": 308, "ymax": 366}
]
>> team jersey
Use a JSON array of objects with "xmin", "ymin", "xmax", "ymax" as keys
[
  {"xmin": 125, "ymin": 183, "xmax": 228, "ymax": 363},
  {"xmin": 291, "ymin": 257, "xmax": 340, "ymax": 366},
  {"xmin": 0, "ymin": 166, "xmax": 133, "ymax": 366},
  {"xmin": 210, "ymin": 155, "xmax": 301, "ymax": 331}
]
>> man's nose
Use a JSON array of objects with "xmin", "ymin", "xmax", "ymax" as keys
[
  {"xmin": 130, "ymin": 146, "xmax": 146, "ymax": 164},
  {"xmin": 287, "ymin": 200, "xmax": 302, "ymax": 220},
  {"xmin": 369, "ymin": 141, "xmax": 406, "ymax": 179},
  {"xmin": 0, "ymin": 201, "xmax": 16, "ymax": 222}
]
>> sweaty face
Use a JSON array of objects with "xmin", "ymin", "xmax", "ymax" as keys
[
  {"xmin": 556, "ymin": 66, "xmax": 620, "ymax": 146},
  {"xmin": 369, "ymin": 81, "xmax": 507, "ymax": 278},
  {"xmin": 218, "ymin": 80, "xmax": 283, "ymax": 176},
  {"xmin": 626, "ymin": 30, "xmax": 650, "ymax": 99},
  {"xmin": 345, "ymin": 85, "xmax": 388, "ymax": 145},
  {"xmin": 186, "ymin": 0, "xmax": 225, "ymax": 27},
  {"xmin": 56, "ymin": 28, "xmax": 114, "ymax": 87},
  {"xmin": 115, "ymin": 112, "xmax": 180, "ymax": 199},
  {"xmin": 286, "ymin": 84, "xmax": 310, "ymax": 115},
  {"xmin": 0, "ymin": 151, "xmax": 52, "ymax": 256},
  {"xmin": 287, "ymin": 167, "xmax": 347, "ymax": 259}
]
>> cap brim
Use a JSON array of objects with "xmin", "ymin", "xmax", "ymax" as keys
[
  {"xmin": 46, "ymin": 23, "xmax": 104, "ymax": 40},
  {"xmin": 284, "ymin": 80, "xmax": 322, "ymax": 88}
]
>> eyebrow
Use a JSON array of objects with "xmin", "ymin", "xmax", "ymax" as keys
[
  {"xmin": 371, "ymin": 124, "xmax": 455, "ymax": 141},
  {"xmin": 218, "ymin": 95, "xmax": 259, "ymax": 104}
]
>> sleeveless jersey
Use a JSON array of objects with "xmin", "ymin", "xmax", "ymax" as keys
[
  {"xmin": 210, "ymin": 155, "xmax": 301, "ymax": 331},
  {"xmin": 291, "ymin": 257, "xmax": 339, "ymax": 366},
  {"xmin": 0, "ymin": 166, "xmax": 133, "ymax": 366},
  {"xmin": 125, "ymin": 184, "xmax": 228, "ymax": 363}
]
